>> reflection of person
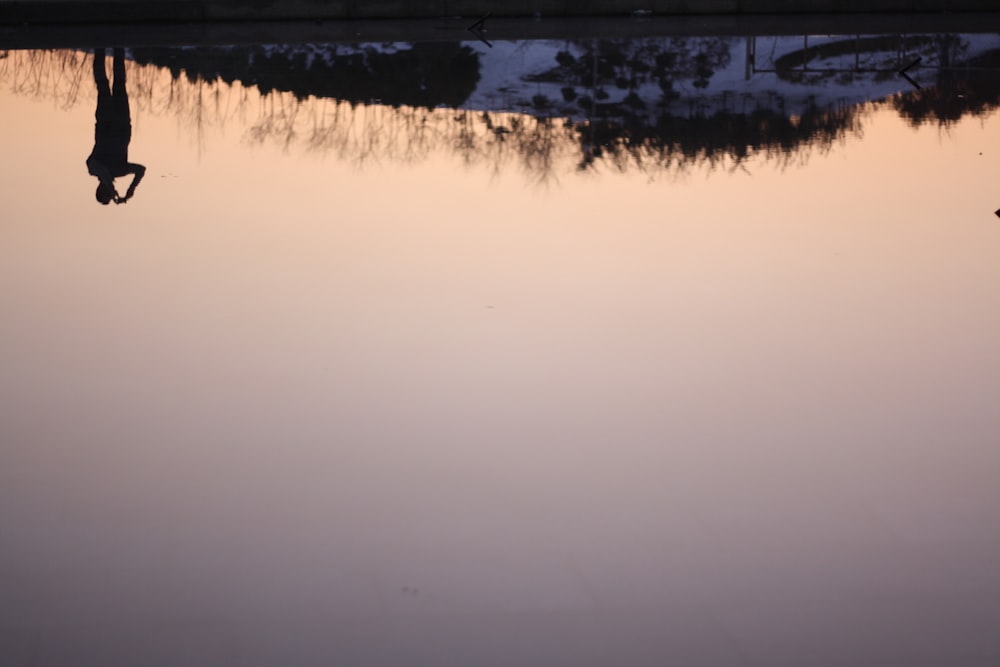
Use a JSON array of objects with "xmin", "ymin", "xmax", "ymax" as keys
[{"xmin": 87, "ymin": 48, "xmax": 145, "ymax": 205}]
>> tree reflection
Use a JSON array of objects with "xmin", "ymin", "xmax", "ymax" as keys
[
  {"xmin": 891, "ymin": 47, "xmax": 1000, "ymax": 126},
  {"xmin": 2, "ymin": 40, "xmax": 997, "ymax": 184},
  {"xmin": 0, "ymin": 48, "xmax": 89, "ymax": 108}
]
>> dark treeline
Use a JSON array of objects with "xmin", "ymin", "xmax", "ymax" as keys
[
  {"xmin": 534, "ymin": 38, "xmax": 862, "ymax": 169},
  {"xmin": 891, "ymin": 47, "xmax": 1000, "ymax": 125},
  {"xmin": 570, "ymin": 104, "xmax": 862, "ymax": 171},
  {"xmin": 129, "ymin": 37, "xmax": 999, "ymax": 171},
  {"xmin": 131, "ymin": 43, "xmax": 481, "ymax": 109}
]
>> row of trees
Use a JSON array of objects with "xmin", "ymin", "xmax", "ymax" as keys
[{"xmin": 2, "ymin": 39, "xmax": 998, "ymax": 180}]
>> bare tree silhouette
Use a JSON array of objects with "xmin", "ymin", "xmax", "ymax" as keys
[{"xmin": 3, "ymin": 43, "xmax": 997, "ymax": 188}]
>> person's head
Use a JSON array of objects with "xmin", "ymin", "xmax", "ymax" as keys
[{"xmin": 96, "ymin": 182, "xmax": 115, "ymax": 205}]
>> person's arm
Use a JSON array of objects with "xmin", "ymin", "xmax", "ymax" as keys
[{"xmin": 120, "ymin": 163, "xmax": 146, "ymax": 202}]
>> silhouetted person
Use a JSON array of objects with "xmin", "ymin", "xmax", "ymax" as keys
[{"xmin": 87, "ymin": 48, "xmax": 145, "ymax": 205}]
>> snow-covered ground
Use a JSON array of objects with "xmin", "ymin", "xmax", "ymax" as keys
[
  {"xmin": 188, "ymin": 32, "xmax": 1000, "ymax": 122},
  {"xmin": 461, "ymin": 34, "xmax": 1000, "ymax": 119}
]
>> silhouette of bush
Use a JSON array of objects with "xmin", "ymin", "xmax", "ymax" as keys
[
  {"xmin": 132, "ymin": 43, "xmax": 481, "ymax": 110},
  {"xmin": 891, "ymin": 47, "xmax": 1000, "ymax": 126}
]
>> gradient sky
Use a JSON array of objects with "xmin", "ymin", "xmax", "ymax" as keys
[{"xmin": 1, "ymin": 50, "xmax": 1000, "ymax": 667}]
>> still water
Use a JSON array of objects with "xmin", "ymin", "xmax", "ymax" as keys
[{"xmin": 2, "ymin": 30, "xmax": 1000, "ymax": 667}]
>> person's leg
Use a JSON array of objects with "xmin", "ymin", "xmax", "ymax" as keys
[
  {"xmin": 93, "ymin": 49, "xmax": 114, "ymax": 126},
  {"xmin": 93, "ymin": 48, "xmax": 110, "ymax": 96},
  {"xmin": 108, "ymin": 48, "xmax": 132, "ymax": 134},
  {"xmin": 111, "ymin": 48, "xmax": 127, "ymax": 97}
]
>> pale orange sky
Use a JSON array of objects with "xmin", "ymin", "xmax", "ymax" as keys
[{"xmin": 2, "ymin": 52, "xmax": 1000, "ymax": 667}]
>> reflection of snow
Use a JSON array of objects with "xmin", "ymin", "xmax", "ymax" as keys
[
  {"xmin": 176, "ymin": 34, "xmax": 1000, "ymax": 122},
  {"xmin": 461, "ymin": 34, "xmax": 1000, "ymax": 121}
]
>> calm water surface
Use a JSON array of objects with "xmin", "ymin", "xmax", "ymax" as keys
[{"xmin": 2, "ymin": 32, "xmax": 1000, "ymax": 667}]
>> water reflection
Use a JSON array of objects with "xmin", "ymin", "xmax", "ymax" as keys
[
  {"xmin": 88, "ymin": 48, "xmax": 145, "ymax": 205},
  {"xmin": 3, "ymin": 33, "xmax": 998, "ymax": 181},
  {"xmin": 130, "ymin": 33, "xmax": 1000, "ymax": 176},
  {"xmin": 2, "ymin": 28, "xmax": 1000, "ymax": 667},
  {"xmin": 891, "ymin": 46, "xmax": 1000, "ymax": 125},
  {"xmin": 124, "ymin": 33, "xmax": 1000, "ymax": 174}
]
